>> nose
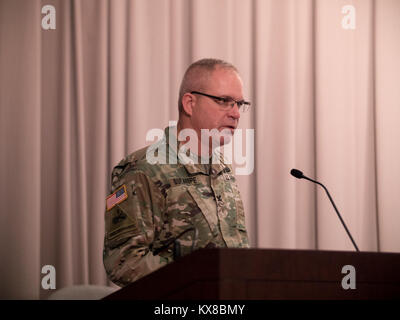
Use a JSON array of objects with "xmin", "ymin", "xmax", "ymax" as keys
[{"xmin": 228, "ymin": 103, "xmax": 241, "ymax": 120}]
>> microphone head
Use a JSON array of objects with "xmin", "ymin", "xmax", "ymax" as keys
[{"xmin": 290, "ymin": 168, "xmax": 304, "ymax": 179}]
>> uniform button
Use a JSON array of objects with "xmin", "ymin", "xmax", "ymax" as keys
[{"xmin": 211, "ymin": 169, "xmax": 216, "ymax": 175}]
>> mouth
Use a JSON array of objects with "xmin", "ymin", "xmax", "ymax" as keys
[{"xmin": 220, "ymin": 125, "xmax": 236, "ymax": 131}]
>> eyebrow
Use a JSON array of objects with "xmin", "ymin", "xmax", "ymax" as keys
[{"xmin": 219, "ymin": 94, "xmax": 244, "ymax": 100}]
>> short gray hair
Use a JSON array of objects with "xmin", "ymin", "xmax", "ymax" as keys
[{"xmin": 178, "ymin": 58, "xmax": 238, "ymax": 113}]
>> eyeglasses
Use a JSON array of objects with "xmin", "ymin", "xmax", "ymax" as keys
[{"xmin": 190, "ymin": 91, "xmax": 251, "ymax": 112}]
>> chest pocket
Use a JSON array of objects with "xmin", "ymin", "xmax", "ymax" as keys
[
  {"xmin": 187, "ymin": 186, "xmax": 220, "ymax": 238},
  {"xmin": 163, "ymin": 185, "xmax": 218, "ymax": 244}
]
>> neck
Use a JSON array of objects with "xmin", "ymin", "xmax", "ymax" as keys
[{"xmin": 177, "ymin": 120, "xmax": 213, "ymax": 159}]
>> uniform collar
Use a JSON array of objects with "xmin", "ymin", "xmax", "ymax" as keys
[{"xmin": 164, "ymin": 126, "xmax": 229, "ymax": 176}]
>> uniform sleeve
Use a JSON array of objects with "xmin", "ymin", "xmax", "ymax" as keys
[
  {"xmin": 236, "ymin": 205, "xmax": 250, "ymax": 248},
  {"xmin": 103, "ymin": 169, "xmax": 170, "ymax": 287},
  {"xmin": 229, "ymin": 165, "xmax": 250, "ymax": 248}
]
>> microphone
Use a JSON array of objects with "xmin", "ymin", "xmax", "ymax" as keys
[
  {"xmin": 290, "ymin": 169, "xmax": 304, "ymax": 179},
  {"xmin": 290, "ymin": 168, "xmax": 360, "ymax": 252}
]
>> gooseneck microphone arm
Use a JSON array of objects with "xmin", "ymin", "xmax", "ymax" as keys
[{"xmin": 290, "ymin": 169, "xmax": 360, "ymax": 252}]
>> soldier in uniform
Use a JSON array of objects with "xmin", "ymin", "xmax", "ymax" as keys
[{"xmin": 103, "ymin": 58, "xmax": 251, "ymax": 287}]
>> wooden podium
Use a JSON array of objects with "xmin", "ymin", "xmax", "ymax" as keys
[{"xmin": 104, "ymin": 248, "xmax": 400, "ymax": 300}]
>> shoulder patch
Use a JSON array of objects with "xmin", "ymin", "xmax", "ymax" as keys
[{"xmin": 106, "ymin": 185, "xmax": 128, "ymax": 211}]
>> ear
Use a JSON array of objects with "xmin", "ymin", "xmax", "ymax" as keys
[{"xmin": 181, "ymin": 93, "xmax": 195, "ymax": 116}]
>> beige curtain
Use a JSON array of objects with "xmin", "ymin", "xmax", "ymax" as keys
[{"xmin": 0, "ymin": 0, "xmax": 399, "ymax": 299}]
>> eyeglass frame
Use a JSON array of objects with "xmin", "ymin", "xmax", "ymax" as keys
[{"xmin": 190, "ymin": 91, "xmax": 251, "ymax": 112}]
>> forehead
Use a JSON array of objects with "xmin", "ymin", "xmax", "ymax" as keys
[{"xmin": 204, "ymin": 67, "xmax": 243, "ymax": 98}]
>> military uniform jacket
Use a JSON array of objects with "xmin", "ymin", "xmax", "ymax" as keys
[{"xmin": 103, "ymin": 126, "xmax": 249, "ymax": 287}]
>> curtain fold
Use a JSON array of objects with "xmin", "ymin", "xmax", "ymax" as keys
[
  {"xmin": 375, "ymin": 0, "xmax": 400, "ymax": 252},
  {"xmin": 0, "ymin": 0, "xmax": 42, "ymax": 299}
]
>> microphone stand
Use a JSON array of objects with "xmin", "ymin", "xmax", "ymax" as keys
[
  {"xmin": 303, "ymin": 175, "xmax": 360, "ymax": 252},
  {"xmin": 291, "ymin": 169, "xmax": 360, "ymax": 252}
]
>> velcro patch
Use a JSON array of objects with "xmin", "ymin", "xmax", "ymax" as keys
[
  {"xmin": 170, "ymin": 177, "xmax": 199, "ymax": 186},
  {"xmin": 106, "ymin": 185, "xmax": 128, "ymax": 211}
]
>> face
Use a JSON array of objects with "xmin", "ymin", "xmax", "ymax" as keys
[{"xmin": 189, "ymin": 67, "xmax": 243, "ymax": 148}]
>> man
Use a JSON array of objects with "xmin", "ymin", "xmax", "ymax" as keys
[{"xmin": 103, "ymin": 58, "xmax": 251, "ymax": 287}]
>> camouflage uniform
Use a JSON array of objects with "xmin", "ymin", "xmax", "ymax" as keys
[{"xmin": 103, "ymin": 126, "xmax": 249, "ymax": 287}]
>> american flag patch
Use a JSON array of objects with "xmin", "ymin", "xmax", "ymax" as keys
[{"xmin": 106, "ymin": 185, "xmax": 128, "ymax": 211}]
